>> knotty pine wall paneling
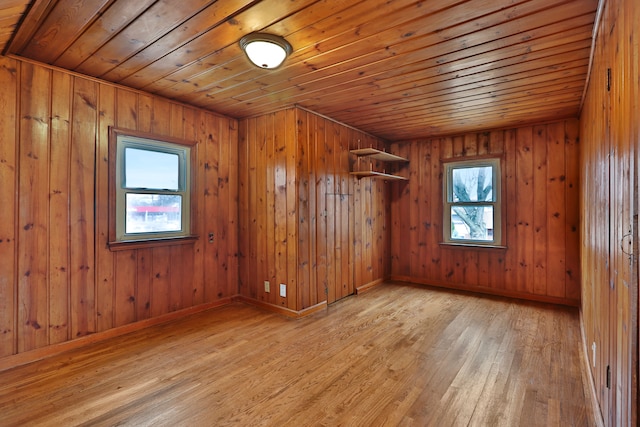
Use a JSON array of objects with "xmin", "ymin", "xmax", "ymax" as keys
[
  {"xmin": 238, "ymin": 107, "xmax": 389, "ymax": 313},
  {"xmin": 389, "ymin": 119, "xmax": 581, "ymax": 306},
  {"xmin": 580, "ymin": 0, "xmax": 639, "ymax": 424},
  {"xmin": 0, "ymin": 57, "xmax": 17, "ymax": 357},
  {"xmin": 0, "ymin": 56, "xmax": 238, "ymax": 363}
]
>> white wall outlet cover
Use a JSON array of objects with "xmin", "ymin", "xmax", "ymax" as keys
[{"xmin": 279, "ymin": 283, "xmax": 286, "ymax": 297}]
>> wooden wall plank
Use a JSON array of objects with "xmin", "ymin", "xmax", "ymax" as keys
[
  {"xmin": 296, "ymin": 109, "xmax": 311, "ymax": 309},
  {"xmin": 48, "ymin": 70, "xmax": 72, "ymax": 344},
  {"xmin": 286, "ymin": 108, "xmax": 299, "ymax": 310},
  {"xmin": 532, "ymin": 125, "xmax": 548, "ymax": 296},
  {"xmin": 515, "ymin": 127, "xmax": 534, "ymax": 295},
  {"xmin": 439, "ymin": 138, "xmax": 453, "ymax": 285},
  {"xmin": 545, "ymin": 121, "xmax": 566, "ymax": 299},
  {"xmin": 305, "ymin": 112, "xmax": 318, "ymax": 307},
  {"xmin": 150, "ymin": 247, "xmax": 171, "ymax": 317},
  {"xmin": 429, "ymin": 139, "xmax": 442, "ymax": 284},
  {"xmin": 69, "ymin": 76, "xmax": 98, "ymax": 338},
  {"xmin": 247, "ymin": 117, "xmax": 258, "ymax": 300},
  {"xmin": 135, "ymin": 248, "xmax": 152, "ymax": 320},
  {"xmin": 238, "ymin": 107, "xmax": 388, "ymax": 309},
  {"xmin": 503, "ymin": 129, "xmax": 517, "ymax": 291},
  {"xmin": 362, "ymin": 176, "xmax": 373, "ymax": 286},
  {"xmin": 563, "ymin": 120, "xmax": 580, "ymax": 301},
  {"xmin": 237, "ymin": 120, "xmax": 249, "ymax": 299},
  {"xmin": 340, "ymin": 194, "xmax": 350, "ymax": 299},
  {"xmin": 580, "ymin": 0, "xmax": 639, "ymax": 423},
  {"xmin": 390, "ymin": 119, "xmax": 581, "ymax": 306},
  {"xmin": 408, "ymin": 142, "xmax": 420, "ymax": 277},
  {"xmin": 203, "ymin": 112, "xmax": 220, "ymax": 303},
  {"xmin": 326, "ymin": 194, "xmax": 337, "ymax": 304},
  {"xmin": 114, "ymin": 251, "xmax": 136, "ymax": 327},
  {"xmin": 137, "ymin": 94, "xmax": 152, "ymax": 132},
  {"xmin": 220, "ymin": 118, "xmax": 236, "ymax": 299},
  {"xmin": 0, "ymin": 56, "xmax": 18, "ymax": 357},
  {"xmin": 95, "ymin": 84, "xmax": 116, "ymax": 332},
  {"xmin": 419, "ymin": 142, "xmax": 431, "ymax": 280},
  {"xmin": 215, "ymin": 113, "xmax": 229, "ymax": 301},
  {"xmin": 264, "ymin": 113, "xmax": 276, "ymax": 303},
  {"xmin": 274, "ymin": 111, "xmax": 288, "ymax": 306},
  {"xmin": 191, "ymin": 109, "xmax": 206, "ymax": 306},
  {"xmin": 315, "ymin": 115, "xmax": 328, "ymax": 303},
  {"xmin": 113, "ymin": 88, "xmax": 138, "ymax": 326},
  {"xmin": 168, "ymin": 99, "xmax": 186, "ymax": 311},
  {"xmin": 0, "ymin": 57, "xmax": 239, "ymax": 364},
  {"xmin": 255, "ymin": 114, "xmax": 267, "ymax": 302},
  {"xmin": 17, "ymin": 61, "xmax": 51, "ymax": 352},
  {"xmin": 184, "ymin": 107, "xmax": 201, "ymax": 307}
]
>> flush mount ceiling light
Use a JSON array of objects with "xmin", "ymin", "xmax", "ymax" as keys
[{"xmin": 240, "ymin": 33, "xmax": 292, "ymax": 69}]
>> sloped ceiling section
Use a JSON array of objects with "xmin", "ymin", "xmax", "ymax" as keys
[{"xmin": 4, "ymin": 0, "xmax": 597, "ymax": 141}]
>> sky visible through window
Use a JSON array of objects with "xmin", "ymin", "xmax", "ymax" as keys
[{"xmin": 125, "ymin": 147, "xmax": 179, "ymax": 190}]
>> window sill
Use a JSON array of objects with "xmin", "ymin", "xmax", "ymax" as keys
[
  {"xmin": 440, "ymin": 242, "xmax": 507, "ymax": 250},
  {"xmin": 108, "ymin": 235, "xmax": 199, "ymax": 251}
]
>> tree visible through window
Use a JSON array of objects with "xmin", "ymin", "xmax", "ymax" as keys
[{"xmin": 444, "ymin": 158, "xmax": 502, "ymax": 246}]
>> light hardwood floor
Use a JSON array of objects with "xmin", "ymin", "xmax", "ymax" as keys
[{"xmin": 0, "ymin": 282, "xmax": 593, "ymax": 426}]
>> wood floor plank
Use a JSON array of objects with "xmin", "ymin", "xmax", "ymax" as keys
[{"xmin": 0, "ymin": 282, "xmax": 594, "ymax": 426}]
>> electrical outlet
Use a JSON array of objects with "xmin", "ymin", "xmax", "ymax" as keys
[
  {"xmin": 592, "ymin": 342, "xmax": 596, "ymax": 368},
  {"xmin": 264, "ymin": 281, "xmax": 270, "ymax": 293},
  {"xmin": 279, "ymin": 283, "xmax": 286, "ymax": 298}
]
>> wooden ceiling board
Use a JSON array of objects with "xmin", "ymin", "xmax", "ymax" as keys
[
  {"xmin": 19, "ymin": 0, "xmax": 112, "ymax": 62},
  {"xmin": 171, "ymin": 0, "xmax": 592, "ymax": 100},
  {"xmin": 333, "ymin": 43, "xmax": 592, "ymax": 118},
  {"xmin": 4, "ymin": 0, "xmax": 598, "ymax": 140},
  {"xmin": 168, "ymin": 1, "xmax": 595, "ymax": 124},
  {"xmin": 142, "ymin": 0, "xmax": 398, "ymax": 95},
  {"xmin": 0, "ymin": 1, "xmax": 31, "ymax": 52},
  {"xmin": 54, "ymin": 0, "xmax": 159, "ymax": 69},
  {"xmin": 169, "ymin": 0, "xmax": 515, "ymax": 104},
  {"xmin": 73, "ymin": 0, "xmax": 219, "ymax": 78},
  {"xmin": 97, "ymin": 0, "xmax": 258, "ymax": 81},
  {"xmin": 117, "ymin": 0, "xmax": 323, "ymax": 88}
]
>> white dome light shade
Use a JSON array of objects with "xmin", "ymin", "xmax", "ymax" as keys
[{"xmin": 240, "ymin": 33, "xmax": 292, "ymax": 69}]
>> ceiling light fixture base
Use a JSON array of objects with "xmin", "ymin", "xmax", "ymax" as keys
[{"xmin": 240, "ymin": 33, "xmax": 292, "ymax": 69}]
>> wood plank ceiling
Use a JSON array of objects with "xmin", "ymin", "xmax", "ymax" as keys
[{"xmin": 2, "ymin": 0, "xmax": 598, "ymax": 141}]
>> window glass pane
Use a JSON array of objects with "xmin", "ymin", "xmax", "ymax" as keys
[
  {"xmin": 451, "ymin": 166, "xmax": 493, "ymax": 202},
  {"xmin": 125, "ymin": 148, "xmax": 179, "ymax": 190},
  {"xmin": 451, "ymin": 206, "xmax": 494, "ymax": 241},
  {"xmin": 125, "ymin": 194, "xmax": 182, "ymax": 234}
]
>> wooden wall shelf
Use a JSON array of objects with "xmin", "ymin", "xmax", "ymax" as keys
[
  {"xmin": 349, "ymin": 148, "xmax": 408, "ymax": 162},
  {"xmin": 350, "ymin": 171, "xmax": 408, "ymax": 180},
  {"xmin": 350, "ymin": 148, "xmax": 408, "ymax": 180}
]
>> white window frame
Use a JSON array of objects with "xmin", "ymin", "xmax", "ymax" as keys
[
  {"xmin": 443, "ymin": 158, "xmax": 503, "ymax": 247},
  {"xmin": 108, "ymin": 128, "xmax": 196, "ymax": 249}
]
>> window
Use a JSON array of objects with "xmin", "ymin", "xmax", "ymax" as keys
[
  {"xmin": 109, "ymin": 128, "xmax": 195, "ymax": 248},
  {"xmin": 443, "ymin": 158, "xmax": 503, "ymax": 247}
]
